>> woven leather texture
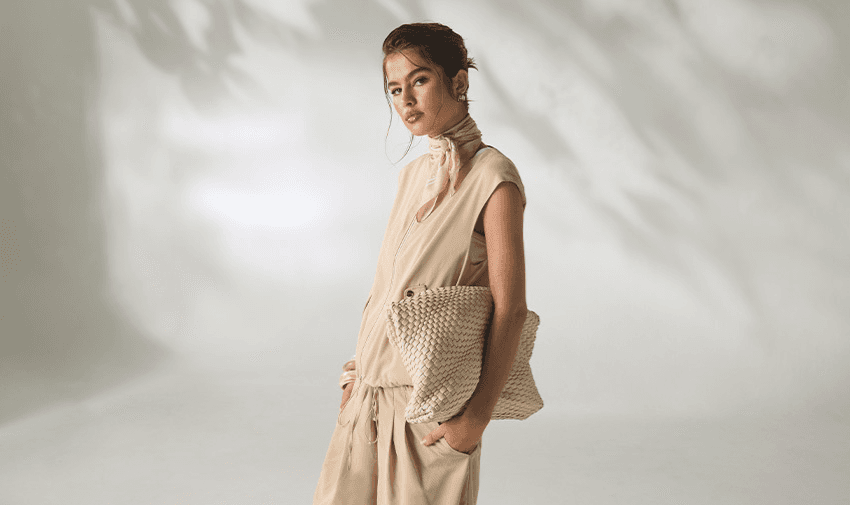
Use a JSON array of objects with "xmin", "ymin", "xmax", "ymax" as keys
[{"xmin": 387, "ymin": 286, "xmax": 544, "ymax": 423}]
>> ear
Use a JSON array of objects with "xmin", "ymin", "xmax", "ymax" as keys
[{"xmin": 452, "ymin": 69, "xmax": 469, "ymax": 98}]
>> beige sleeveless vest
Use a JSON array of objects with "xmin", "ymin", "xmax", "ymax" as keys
[{"xmin": 354, "ymin": 146, "xmax": 526, "ymax": 387}]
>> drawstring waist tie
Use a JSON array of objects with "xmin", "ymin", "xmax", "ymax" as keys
[{"xmin": 337, "ymin": 377, "xmax": 389, "ymax": 471}]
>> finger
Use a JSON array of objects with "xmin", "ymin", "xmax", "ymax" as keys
[{"xmin": 422, "ymin": 425, "xmax": 445, "ymax": 446}]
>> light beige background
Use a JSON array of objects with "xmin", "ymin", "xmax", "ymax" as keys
[{"xmin": 1, "ymin": 0, "xmax": 848, "ymax": 503}]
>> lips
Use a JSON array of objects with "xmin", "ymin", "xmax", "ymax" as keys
[{"xmin": 405, "ymin": 112, "xmax": 423, "ymax": 123}]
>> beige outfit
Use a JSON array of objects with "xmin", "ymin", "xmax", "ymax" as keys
[{"xmin": 313, "ymin": 146, "xmax": 526, "ymax": 505}]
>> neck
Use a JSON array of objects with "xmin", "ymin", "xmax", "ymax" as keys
[
  {"xmin": 429, "ymin": 110, "xmax": 470, "ymax": 139},
  {"xmin": 427, "ymin": 113, "xmax": 483, "ymax": 170}
]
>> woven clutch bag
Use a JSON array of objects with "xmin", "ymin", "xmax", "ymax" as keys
[{"xmin": 387, "ymin": 285, "xmax": 544, "ymax": 424}]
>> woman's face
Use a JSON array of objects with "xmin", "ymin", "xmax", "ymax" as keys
[{"xmin": 384, "ymin": 50, "xmax": 467, "ymax": 138}]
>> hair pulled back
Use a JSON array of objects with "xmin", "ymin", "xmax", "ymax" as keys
[
  {"xmin": 382, "ymin": 22, "xmax": 477, "ymax": 104},
  {"xmin": 382, "ymin": 23, "xmax": 477, "ymax": 160}
]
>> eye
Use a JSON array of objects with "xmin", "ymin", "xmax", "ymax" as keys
[{"xmin": 389, "ymin": 76, "xmax": 427, "ymax": 96}]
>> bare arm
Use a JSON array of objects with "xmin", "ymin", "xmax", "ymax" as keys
[{"xmin": 464, "ymin": 181, "xmax": 527, "ymax": 422}]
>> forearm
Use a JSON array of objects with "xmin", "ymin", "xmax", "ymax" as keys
[
  {"xmin": 464, "ymin": 179, "xmax": 527, "ymax": 423},
  {"xmin": 464, "ymin": 303, "xmax": 527, "ymax": 422}
]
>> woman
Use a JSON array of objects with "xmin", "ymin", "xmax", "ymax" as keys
[{"xmin": 313, "ymin": 22, "xmax": 529, "ymax": 505}]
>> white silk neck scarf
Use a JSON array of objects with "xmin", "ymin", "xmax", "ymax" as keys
[{"xmin": 417, "ymin": 113, "xmax": 483, "ymax": 222}]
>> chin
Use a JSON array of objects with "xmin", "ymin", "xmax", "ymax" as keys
[
  {"xmin": 402, "ymin": 116, "xmax": 436, "ymax": 137},
  {"xmin": 404, "ymin": 124, "xmax": 428, "ymax": 137},
  {"xmin": 408, "ymin": 124, "xmax": 440, "ymax": 137}
]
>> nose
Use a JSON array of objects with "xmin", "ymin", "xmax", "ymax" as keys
[{"xmin": 401, "ymin": 86, "xmax": 415, "ymax": 106}]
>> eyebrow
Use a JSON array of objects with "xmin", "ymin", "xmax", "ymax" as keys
[{"xmin": 387, "ymin": 66, "xmax": 431, "ymax": 88}]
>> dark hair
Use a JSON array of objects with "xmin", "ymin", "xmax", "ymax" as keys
[
  {"xmin": 382, "ymin": 22, "xmax": 477, "ymax": 101},
  {"xmin": 381, "ymin": 23, "xmax": 477, "ymax": 160}
]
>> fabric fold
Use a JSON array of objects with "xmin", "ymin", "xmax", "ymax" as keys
[{"xmin": 417, "ymin": 114, "xmax": 483, "ymax": 221}]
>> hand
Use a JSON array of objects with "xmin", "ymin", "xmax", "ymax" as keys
[
  {"xmin": 340, "ymin": 382, "xmax": 353, "ymax": 410},
  {"xmin": 422, "ymin": 411, "xmax": 489, "ymax": 454}
]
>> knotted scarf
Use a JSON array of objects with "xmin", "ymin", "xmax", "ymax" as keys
[{"xmin": 417, "ymin": 114, "xmax": 483, "ymax": 221}]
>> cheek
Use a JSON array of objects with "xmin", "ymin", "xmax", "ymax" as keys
[
  {"xmin": 422, "ymin": 89, "xmax": 440, "ymax": 112},
  {"xmin": 391, "ymin": 96, "xmax": 403, "ymax": 113}
]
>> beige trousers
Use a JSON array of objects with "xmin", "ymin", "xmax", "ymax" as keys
[{"xmin": 313, "ymin": 378, "xmax": 482, "ymax": 504}]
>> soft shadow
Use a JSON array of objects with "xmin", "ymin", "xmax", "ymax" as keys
[
  {"xmin": 0, "ymin": 0, "xmax": 172, "ymax": 425},
  {"xmin": 0, "ymin": 0, "xmax": 313, "ymax": 426}
]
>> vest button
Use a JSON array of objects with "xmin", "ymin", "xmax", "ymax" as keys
[{"xmin": 406, "ymin": 290, "xmax": 414, "ymax": 297}]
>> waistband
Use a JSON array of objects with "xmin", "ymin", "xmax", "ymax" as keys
[{"xmin": 336, "ymin": 377, "xmax": 413, "ymax": 471}]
